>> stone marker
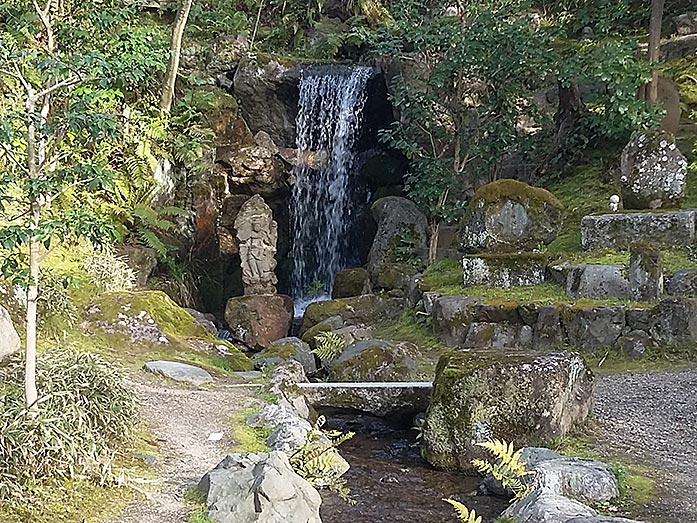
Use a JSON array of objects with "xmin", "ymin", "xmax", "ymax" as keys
[
  {"xmin": 235, "ymin": 194, "xmax": 278, "ymax": 295},
  {"xmin": 629, "ymin": 244, "xmax": 663, "ymax": 301},
  {"xmin": 566, "ymin": 264, "xmax": 631, "ymax": 300},
  {"xmin": 143, "ymin": 361, "xmax": 213, "ymax": 385},
  {"xmin": 619, "ymin": 131, "xmax": 687, "ymax": 209}
]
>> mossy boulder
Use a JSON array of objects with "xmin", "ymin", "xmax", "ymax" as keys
[
  {"xmin": 254, "ymin": 337, "xmax": 317, "ymax": 375},
  {"xmin": 300, "ymin": 315, "xmax": 345, "ymax": 345},
  {"xmin": 373, "ymin": 263, "xmax": 418, "ymax": 294},
  {"xmin": 431, "ymin": 296, "xmax": 482, "ymax": 348},
  {"xmin": 422, "ymin": 350, "xmax": 594, "ymax": 471},
  {"xmin": 85, "ymin": 290, "xmax": 252, "ymax": 371},
  {"xmin": 367, "ymin": 196, "xmax": 429, "ymax": 276},
  {"xmin": 561, "ymin": 305, "xmax": 626, "ymax": 352},
  {"xmin": 299, "ymin": 295, "xmax": 404, "ymax": 336},
  {"xmin": 328, "ymin": 340, "xmax": 421, "ymax": 382},
  {"xmin": 459, "ymin": 180, "xmax": 563, "ymax": 254},
  {"xmin": 225, "ymin": 295, "xmax": 293, "ymax": 351},
  {"xmin": 332, "ymin": 268, "xmax": 371, "ymax": 299}
]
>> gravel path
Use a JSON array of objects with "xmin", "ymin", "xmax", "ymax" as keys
[
  {"xmin": 114, "ymin": 380, "xmax": 252, "ymax": 523},
  {"xmin": 594, "ymin": 369, "xmax": 697, "ymax": 522}
]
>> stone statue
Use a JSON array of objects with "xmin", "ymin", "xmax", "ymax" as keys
[
  {"xmin": 235, "ymin": 195, "xmax": 278, "ymax": 295},
  {"xmin": 609, "ymin": 195, "xmax": 620, "ymax": 212}
]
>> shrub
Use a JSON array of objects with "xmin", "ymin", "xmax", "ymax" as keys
[
  {"xmin": 0, "ymin": 349, "xmax": 138, "ymax": 500},
  {"xmin": 37, "ymin": 270, "xmax": 79, "ymax": 333},
  {"xmin": 83, "ymin": 247, "xmax": 137, "ymax": 292}
]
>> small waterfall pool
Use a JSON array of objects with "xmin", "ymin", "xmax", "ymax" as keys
[
  {"xmin": 319, "ymin": 415, "xmax": 507, "ymax": 523},
  {"xmin": 290, "ymin": 65, "xmax": 373, "ymax": 316}
]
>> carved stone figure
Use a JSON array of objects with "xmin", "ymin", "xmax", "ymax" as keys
[
  {"xmin": 235, "ymin": 195, "xmax": 278, "ymax": 295},
  {"xmin": 609, "ymin": 195, "xmax": 620, "ymax": 212}
]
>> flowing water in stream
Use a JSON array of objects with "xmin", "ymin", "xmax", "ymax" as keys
[
  {"xmin": 290, "ymin": 66, "xmax": 372, "ymax": 315},
  {"xmin": 320, "ymin": 415, "xmax": 507, "ymax": 523}
]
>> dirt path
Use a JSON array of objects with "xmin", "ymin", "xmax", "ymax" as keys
[
  {"xmin": 594, "ymin": 369, "xmax": 697, "ymax": 523},
  {"xmin": 114, "ymin": 379, "xmax": 253, "ymax": 523}
]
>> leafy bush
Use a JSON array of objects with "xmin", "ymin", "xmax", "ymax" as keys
[
  {"xmin": 37, "ymin": 271, "xmax": 79, "ymax": 333},
  {"xmin": 0, "ymin": 349, "xmax": 138, "ymax": 500},
  {"xmin": 83, "ymin": 247, "xmax": 137, "ymax": 292}
]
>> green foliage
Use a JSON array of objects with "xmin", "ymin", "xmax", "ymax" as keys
[
  {"xmin": 0, "ymin": 349, "xmax": 138, "ymax": 500},
  {"xmin": 83, "ymin": 247, "xmax": 136, "ymax": 292},
  {"xmin": 473, "ymin": 439, "xmax": 535, "ymax": 500},
  {"xmin": 443, "ymin": 499, "xmax": 482, "ymax": 523},
  {"xmin": 392, "ymin": 228, "xmax": 422, "ymax": 267},
  {"xmin": 289, "ymin": 415, "xmax": 354, "ymax": 501},
  {"xmin": 36, "ymin": 270, "xmax": 79, "ymax": 335},
  {"xmin": 312, "ymin": 331, "xmax": 344, "ymax": 363}
]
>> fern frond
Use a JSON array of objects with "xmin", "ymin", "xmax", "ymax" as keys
[
  {"xmin": 312, "ymin": 332, "xmax": 344, "ymax": 363},
  {"xmin": 443, "ymin": 499, "xmax": 482, "ymax": 523},
  {"xmin": 137, "ymin": 227, "xmax": 169, "ymax": 257}
]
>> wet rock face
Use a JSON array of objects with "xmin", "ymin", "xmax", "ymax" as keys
[
  {"xmin": 224, "ymin": 294, "xmax": 293, "ymax": 351},
  {"xmin": 619, "ymin": 131, "xmax": 688, "ymax": 209},
  {"xmin": 422, "ymin": 351, "xmax": 594, "ymax": 471},
  {"xmin": 198, "ymin": 452, "xmax": 323, "ymax": 523},
  {"xmin": 580, "ymin": 210, "xmax": 697, "ymax": 251},
  {"xmin": 367, "ymin": 196, "xmax": 429, "ymax": 277},
  {"xmin": 459, "ymin": 180, "xmax": 563, "ymax": 254}
]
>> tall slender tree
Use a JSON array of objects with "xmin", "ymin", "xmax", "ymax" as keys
[
  {"xmin": 647, "ymin": 0, "xmax": 665, "ymax": 104},
  {"xmin": 160, "ymin": 0, "xmax": 194, "ymax": 113}
]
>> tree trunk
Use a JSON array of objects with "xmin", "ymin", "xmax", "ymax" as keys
[
  {"xmin": 24, "ymin": 96, "xmax": 40, "ymax": 410},
  {"xmin": 648, "ymin": 0, "xmax": 665, "ymax": 105},
  {"xmin": 428, "ymin": 220, "xmax": 440, "ymax": 264},
  {"xmin": 160, "ymin": 0, "xmax": 194, "ymax": 113}
]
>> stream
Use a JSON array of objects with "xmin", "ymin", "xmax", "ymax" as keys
[{"xmin": 319, "ymin": 414, "xmax": 508, "ymax": 523}]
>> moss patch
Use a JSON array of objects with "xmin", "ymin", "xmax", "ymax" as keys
[
  {"xmin": 230, "ymin": 407, "xmax": 272, "ymax": 453},
  {"xmin": 470, "ymin": 179, "xmax": 563, "ymax": 210}
]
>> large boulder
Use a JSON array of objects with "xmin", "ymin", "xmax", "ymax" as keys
[
  {"xmin": 225, "ymin": 295, "xmax": 293, "ymax": 351},
  {"xmin": 0, "ymin": 305, "xmax": 20, "ymax": 362},
  {"xmin": 143, "ymin": 360, "xmax": 214, "ymax": 386},
  {"xmin": 367, "ymin": 196, "xmax": 429, "ymax": 276},
  {"xmin": 562, "ymin": 306, "xmax": 626, "ymax": 351},
  {"xmin": 198, "ymin": 452, "xmax": 322, "ymax": 523},
  {"xmin": 253, "ymin": 337, "xmax": 317, "ymax": 375},
  {"xmin": 459, "ymin": 179, "xmax": 563, "ymax": 254},
  {"xmin": 422, "ymin": 351, "xmax": 594, "ymax": 470},
  {"xmin": 299, "ymin": 294, "xmax": 403, "ymax": 335},
  {"xmin": 566, "ymin": 265, "xmax": 631, "ymax": 300},
  {"xmin": 619, "ymin": 131, "xmax": 688, "ymax": 209},
  {"xmin": 328, "ymin": 340, "xmax": 421, "ymax": 382},
  {"xmin": 116, "ymin": 245, "xmax": 157, "ymax": 288},
  {"xmin": 581, "ymin": 210, "xmax": 697, "ymax": 251},
  {"xmin": 650, "ymin": 297, "xmax": 697, "ymax": 346}
]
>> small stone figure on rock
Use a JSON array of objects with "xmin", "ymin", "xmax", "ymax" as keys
[
  {"xmin": 235, "ymin": 194, "xmax": 278, "ymax": 295},
  {"xmin": 609, "ymin": 195, "xmax": 620, "ymax": 212}
]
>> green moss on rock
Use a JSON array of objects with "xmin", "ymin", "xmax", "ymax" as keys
[{"xmin": 469, "ymin": 179, "xmax": 563, "ymax": 210}]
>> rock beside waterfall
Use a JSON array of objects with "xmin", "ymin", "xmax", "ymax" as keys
[
  {"xmin": 184, "ymin": 308, "xmax": 218, "ymax": 336},
  {"xmin": 198, "ymin": 452, "xmax": 323, "ymax": 523},
  {"xmin": 299, "ymin": 294, "xmax": 404, "ymax": 335},
  {"xmin": 422, "ymin": 351, "xmax": 594, "ymax": 471},
  {"xmin": 367, "ymin": 196, "xmax": 429, "ymax": 276},
  {"xmin": 328, "ymin": 339, "xmax": 421, "ymax": 382},
  {"xmin": 332, "ymin": 267, "xmax": 371, "ymax": 298},
  {"xmin": 225, "ymin": 295, "xmax": 293, "ymax": 351},
  {"xmin": 459, "ymin": 180, "xmax": 563, "ymax": 254},
  {"xmin": 253, "ymin": 337, "xmax": 317, "ymax": 375},
  {"xmin": 0, "ymin": 305, "xmax": 20, "ymax": 362},
  {"xmin": 619, "ymin": 131, "xmax": 688, "ymax": 209}
]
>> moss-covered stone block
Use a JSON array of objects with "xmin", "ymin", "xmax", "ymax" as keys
[
  {"xmin": 462, "ymin": 253, "xmax": 549, "ymax": 288},
  {"xmin": 332, "ymin": 268, "xmax": 371, "ymax": 299},
  {"xmin": 328, "ymin": 339, "xmax": 421, "ymax": 382},
  {"xmin": 299, "ymin": 295, "xmax": 404, "ymax": 336},
  {"xmin": 629, "ymin": 243, "xmax": 664, "ymax": 301},
  {"xmin": 422, "ymin": 350, "xmax": 594, "ymax": 471},
  {"xmin": 459, "ymin": 180, "xmax": 563, "ymax": 254},
  {"xmin": 254, "ymin": 337, "xmax": 317, "ymax": 374}
]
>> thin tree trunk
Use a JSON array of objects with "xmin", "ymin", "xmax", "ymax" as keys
[
  {"xmin": 160, "ymin": 0, "xmax": 194, "ymax": 113},
  {"xmin": 428, "ymin": 221, "xmax": 440, "ymax": 263},
  {"xmin": 648, "ymin": 0, "xmax": 665, "ymax": 105},
  {"xmin": 24, "ymin": 96, "xmax": 40, "ymax": 410}
]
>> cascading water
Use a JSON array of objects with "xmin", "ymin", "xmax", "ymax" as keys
[{"xmin": 290, "ymin": 65, "xmax": 372, "ymax": 314}]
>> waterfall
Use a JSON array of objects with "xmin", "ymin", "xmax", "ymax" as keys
[{"xmin": 290, "ymin": 65, "xmax": 372, "ymax": 312}]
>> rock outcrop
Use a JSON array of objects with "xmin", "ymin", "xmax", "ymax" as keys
[
  {"xmin": 198, "ymin": 452, "xmax": 322, "ymax": 523},
  {"xmin": 422, "ymin": 351, "xmax": 593, "ymax": 470},
  {"xmin": 0, "ymin": 305, "xmax": 20, "ymax": 362}
]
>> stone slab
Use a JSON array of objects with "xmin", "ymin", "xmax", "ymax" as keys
[
  {"xmin": 462, "ymin": 254, "xmax": 548, "ymax": 288},
  {"xmin": 143, "ymin": 360, "xmax": 214, "ymax": 385},
  {"xmin": 580, "ymin": 210, "xmax": 697, "ymax": 251}
]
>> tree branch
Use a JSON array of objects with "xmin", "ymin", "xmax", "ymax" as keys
[
  {"xmin": 0, "ymin": 142, "xmax": 30, "ymax": 175},
  {"xmin": 35, "ymin": 75, "xmax": 80, "ymax": 100}
]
